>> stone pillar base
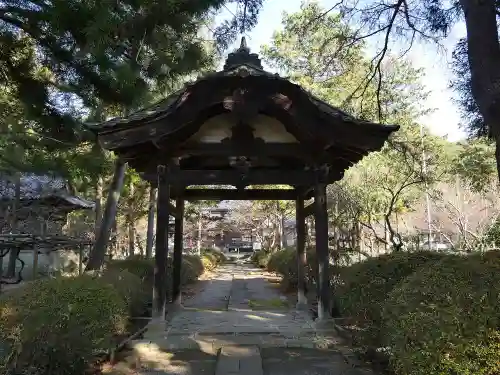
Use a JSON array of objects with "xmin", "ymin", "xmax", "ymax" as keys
[
  {"xmin": 316, "ymin": 301, "xmax": 333, "ymax": 321},
  {"xmin": 167, "ymin": 295, "xmax": 185, "ymax": 315},
  {"xmin": 173, "ymin": 294, "xmax": 182, "ymax": 306},
  {"xmin": 151, "ymin": 303, "xmax": 166, "ymax": 321}
]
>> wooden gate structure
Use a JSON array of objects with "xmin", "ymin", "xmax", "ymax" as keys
[{"xmin": 86, "ymin": 38, "xmax": 398, "ymax": 321}]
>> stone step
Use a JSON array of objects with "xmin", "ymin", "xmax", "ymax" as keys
[
  {"xmin": 146, "ymin": 329, "xmax": 319, "ymax": 339},
  {"xmin": 215, "ymin": 346, "xmax": 263, "ymax": 375},
  {"xmin": 115, "ymin": 343, "xmax": 372, "ymax": 375},
  {"xmin": 130, "ymin": 331, "xmax": 340, "ymax": 353},
  {"xmin": 260, "ymin": 347, "xmax": 377, "ymax": 375},
  {"xmin": 123, "ymin": 346, "xmax": 218, "ymax": 375}
]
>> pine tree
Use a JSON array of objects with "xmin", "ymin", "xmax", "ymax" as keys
[{"xmin": 0, "ymin": 0, "xmax": 265, "ymax": 140}]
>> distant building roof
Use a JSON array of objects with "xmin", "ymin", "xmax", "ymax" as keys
[{"xmin": 0, "ymin": 174, "xmax": 95, "ymax": 211}]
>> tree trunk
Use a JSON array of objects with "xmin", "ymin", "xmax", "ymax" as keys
[
  {"xmin": 136, "ymin": 232, "xmax": 144, "ymax": 256},
  {"xmin": 86, "ymin": 160, "xmax": 127, "ymax": 271},
  {"xmin": 459, "ymin": 0, "xmax": 500, "ymax": 178},
  {"xmin": 127, "ymin": 180, "xmax": 135, "ymax": 257},
  {"xmin": 280, "ymin": 212, "xmax": 286, "ymax": 249},
  {"xmin": 197, "ymin": 212, "xmax": 202, "ymax": 255},
  {"xmin": 6, "ymin": 174, "xmax": 21, "ymax": 278},
  {"xmin": 270, "ymin": 222, "xmax": 278, "ymax": 249},
  {"xmin": 146, "ymin": 186, "xmax": 157, "ymax": 259},
  {"xmin": 383, "ymin": 220, "xmax": 388, "ymax": 251},
  {"xmin": 111, "ymin": 218, "xmax": 118, "ymax": 258},
  {"xmin": 94, "ymin": 176, "xmax": 103, "ymax": 237}
]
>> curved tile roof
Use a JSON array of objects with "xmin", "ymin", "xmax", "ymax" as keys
[
  {"xmin": 0, "ymin": 174, "xmax": 95, "ymax": 210},
  {"xmin": 85, "ymin": 38, "xmax": 398, "ymax": 137}
]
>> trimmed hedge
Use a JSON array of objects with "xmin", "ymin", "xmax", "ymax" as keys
[
  {"xmin": 100, "ymin": 269, "xmax": 149, "ymax": 316},
  {"xmin": 266, "ymin": 248, "xmax": 295, "ymax": 291},
  {"xmin": 107, "ymin": 251, "xmax": 224, "ymax": 294},
  {"xmin": 336, "ymin": 251, "xmax": 450, "ymax": 345},
  {"xmin": 267, "ymin": 248, "xmax": 296, "ymax": 277},
  {"xmin": 0, "ymin": 251, "xmax": 224, "ymax": 375},
  {"xmin": 381, "ymin": 251, "xmax": 500, "ymax": 375},
  {"xmin": 251, "ymin": 249, "xmax": 271, "ymax": 268},
  {"xmin": 263, "ymin": 247, "xmax": 321, "ymax": 291},
  {"xmin": 201, "ymin": 254, "xmax": 216, "ymax": 271},
  {"xmin": 183, "ymin": 254, "xmax": 204, "ymax": 281},
  {"xmin": 202, "ymin": 248, "xmax": 227, "ymax": 266},
  {"xmin": 0, "ymin": 275, "xmax": 128, "ymax": 375},
  {"xmin": 106, "ymin": 256, "xmax": 154, "ymax": 286},
  {"xmin": 257, "ymin": 248, "xmax": 500, "ymax": 373}
]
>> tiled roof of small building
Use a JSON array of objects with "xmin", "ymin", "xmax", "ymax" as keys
[{"xmin": 0, "ymin": 174, "xmax": 95, "ymax": 210}]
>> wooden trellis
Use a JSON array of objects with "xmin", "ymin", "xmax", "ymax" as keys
[{"xmin": 0, "ymin": 234, "xmax": 93, "ymax": 291}]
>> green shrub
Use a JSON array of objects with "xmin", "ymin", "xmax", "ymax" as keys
[
  {"xmin": 250, "ymin": 250, "xmax": 260, "ymax": 265},
  {"xmin": 266, "ymin": 247, "xmax": 326, "ymax": 291},
  {"xmin": 107, "ymin": 257, "xmax": 154, "ymax": 287},
  {"xmin": 100, "ymin": 269, "xmax": 149, "ymax": 316},
  {"xmin": 337, "ymin": 251, "xmax": 450, "ymax": 345},
  {"xmin": 304, "ymin": 247, "xmax": 317, "ymax": 285},
  {"xmin": 107, "ymin": 253, "xmax": 220, "ymax": 298},
  {"xmin": 200, "ymin": 249, "xmax": 221, "ymax": 271},
  {"xmin": 251, "ymin": 250, "xmax": 271, "ymax": 268},
  {"xmin": 267, "ymin": 248, "xmax": 298, "ymax": 289},
  {"xmin": 184, "ymin": 255, "xmax": 204, "ymax": 280},
  {"xmin": 381, "ymin": 251, "xmax": 500, "ymax": 375},
  {"xmin": 201, "ymin": 254, "xmax": 216, "ymax": 271},
  {"xmin": 266, "ymin": 248, "xmax": 319, "ymax": 290},
  {"xmin": 0, "ymin": 275, "xmax": 128, "ymax": 375},
  {"xmin": 202, "ymin": 248, "xmax": 226, "ymax": 264}
]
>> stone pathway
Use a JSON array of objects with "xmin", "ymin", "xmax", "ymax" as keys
[
  {"xmin": 182, "ymin": 266, "xmax": 233, "ymax": 310},
  {"xmin": 126, "ymin": 263, "xmax": 376, "ymax": 375}
]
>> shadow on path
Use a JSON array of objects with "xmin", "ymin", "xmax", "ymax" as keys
[{"xmin": 116, "ymin": 263, "xmax": 376, "ymax": 375}]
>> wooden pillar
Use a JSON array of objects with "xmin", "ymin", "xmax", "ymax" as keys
[
  {"xmin": 296, "ymin": 194, "xmax": 308, "ymax": 309},
  {"xmin": 314, "ymin": 182, "xmax": 331, "ymax": 320},
  {"xmin": 172, "ymin": 196, "xmax": 184, "ymax": 305},
  {"xmin": 33, "ymin": 220, "xmax": 47, "ymax": 280},
  {"xmin": 86, "ymin": 159, "xmax": 127, "ymax": 271},
  {"xmin": 153, "ymin": 165, "xmax": 170, "ymax": 319}
]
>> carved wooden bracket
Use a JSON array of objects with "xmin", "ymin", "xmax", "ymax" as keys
[
  {"xmin": 314, "ymin": 165, "xmax": 331, "ymax": 185},
  {"xmin": 230, "ymin": 88, "xmax": 262, "ymax": 122}
]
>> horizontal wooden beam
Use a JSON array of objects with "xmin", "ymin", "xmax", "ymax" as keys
[
  {"xmin": 142, "ymin": 169, "xmax": 319, "ymax": 186},
  {"xmin": 174, "ymin": 142, "xmax": 311, "ymax": 159},
  {"xmin": 173, "ymin": 188, "xmax": 298, "ymax": 201}
]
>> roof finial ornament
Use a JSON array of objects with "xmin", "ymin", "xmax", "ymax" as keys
[
  {"xmin": 223, "ymin": 35, "xmax": 263, "ymax": 70},
  {"xmin": 238, "ymin": 36, "xmax": 249, "ymax": 53}
]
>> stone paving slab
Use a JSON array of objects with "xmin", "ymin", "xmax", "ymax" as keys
[
  {"xmin": 129, "ymin": 264, "xmax": 378, "ymax": 375},
  {"xmin": 215, "ymin": 346, "xmax": 263, "ymax": 375},
  {"xmin": 132, "ymin": 332, "xmax": 340, "ymax": 353},
  {"xmin": 261, "ymin": 348, "xmax": 376, "ymax": 375},
  {"xmin": 182, "ymin": 266, "xmax": 234, "ymax": 310},
  {"xmin": 163, "ymin": 309, "xmax": 314, "ymax": 335},
  {"xmin": 131, "ymin": 346, "xmax": 217, "ymax": 375},
  {"xmin": 227, "ymin": 266, "xmax": 284, "ymax": 308}
]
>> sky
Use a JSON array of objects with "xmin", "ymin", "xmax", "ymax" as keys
[{"xmin": 215, "ymin": 0, "xmax": 467, "ymax": 141}]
